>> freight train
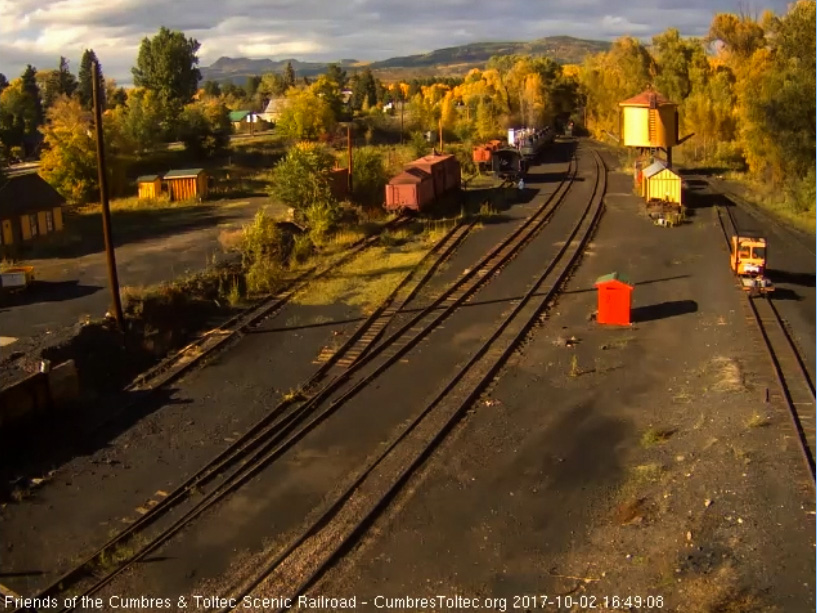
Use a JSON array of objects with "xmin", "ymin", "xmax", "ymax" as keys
[
  {"xmin": 509, "ymin": 126, "xmax": 555, "ymax": 161},
  {"xmin": 384, "ymin": 152, "xmax": 461, "ymax": 213}
]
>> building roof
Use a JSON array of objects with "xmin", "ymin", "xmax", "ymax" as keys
[
  {"xmin": 262, "ymin": 98, "xmax": 288, "ymax": 114},
  {"xmin": 229, "ymin": 110, "xmax": 251, "ymax": 122},
  {"xmin": 642, "ymin": 161, "xmax": 668, "ymax": 179},
  {"xmin": 390, "ymin": 167, "xmax": 432, "ymax": 184},
  {"xmin": 164, "ymin": 168, "xmax": 205, "ymax": 179},
  {"xmin": 136, "ymin": 174, "xmax": 161, "ymax": 183},
  {"xmin": 619, "ymin": 89, "xmax": 675, "ymax": 107},
  {"xmin": 595, "ymin": 272, "xmax": 633, "ymax": 287},
  {"xmin": 0, "ymin": 172, "xmax": 66, "ymax": 217}
]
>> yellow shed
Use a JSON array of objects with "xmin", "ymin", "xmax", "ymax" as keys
[
  {"xmin": 619, "ymin": 89, "xmax": 679, "ymax": 150},
  {"xmin": 642, "ymin": 161, "xmax": 682, "ymax": 205},
  {"xmin": 164, "ymin": 168, "xmax": 209, "ymax": 202},
  {"xmin": 0, "ymin": 172, "xmax": 66, "ymax": 249},
  {"xmin": 137, "ymin": 175, "xmax": 163, "ymax": 199}
]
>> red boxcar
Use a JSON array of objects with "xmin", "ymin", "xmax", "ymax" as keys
[
  {"xmin": 385, "ymin": 167, "xmax": 435, "ymax": 212},
  {"xmin": 409, "ymin": 153, "xmax": 460, "ymax": 199},
  {"xmin": 472, "ymin": 146, "xmax": 492, "ymax": 164}
]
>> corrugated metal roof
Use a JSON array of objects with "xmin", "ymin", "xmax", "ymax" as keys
[
  {"xmin": 642, "ymin": 161, "xmax": 668, "ymax": 178},
  {"xmin": 619, "ymin": 89, "xmax": 674, "ymax": 107},
  {"xmin": 164, "ymin": 168, "xmax": 205, "ymax": 179},
  {"xmin": 0, "ymin": 172, "xmax": 66, "ymax": 216},
  {"xmin": 595, "ymin": 272, "xmax": 633, "ymax": 287},
  {"xmin": 136, "ymin": 174, "xmax": 160, "ymax": 183}
]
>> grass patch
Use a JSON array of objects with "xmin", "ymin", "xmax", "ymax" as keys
[
  {"xmin": 641, "ymin": 427, "xmax": 676, "ymax": 448},
  {"xmin": 746, "ymin": 413, "xmax": 771, "ymax": 428},
  {"xmin": 630, "ymin": 463, "xmax": 666, "ymax": 485},
  {"xmin": 292, "ymin": 238, "xmax": 433, "ymax": 315},
  {"xmin": 710, "ymin": 357, "xmax": 745, "ymax": 393}
]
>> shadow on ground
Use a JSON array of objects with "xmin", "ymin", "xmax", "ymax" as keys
[
  {"xmin": 0, "ymin": 280, "xmax": 103, "ymax": 310},
  {"xmin": 0, "ymin": 386, "xmax": 193, "ymax": 502},
  {"xmin": 632, "ymin": 299, "xmax": 698, "ymax": 323},
  {"xmin": 14, "ymin": 203, "xmax": 256, "ymax": 261},
  {"xmin": 767, "ymin": 269, "xmax": 815, "ymax": 288}
]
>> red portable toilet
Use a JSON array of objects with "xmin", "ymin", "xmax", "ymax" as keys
[{"xmin": 594, "ymin": 272, "xmax": 634, "ymax": 325}]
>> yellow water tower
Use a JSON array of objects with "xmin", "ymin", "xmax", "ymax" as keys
[{"xmin": 619, "ymin": 88, "xmax": 691, "ymax": 167}]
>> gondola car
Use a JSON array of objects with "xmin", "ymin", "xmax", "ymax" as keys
[{"xmin": 491, "ymin": 148, "xmax": 527, "ymax": 180}]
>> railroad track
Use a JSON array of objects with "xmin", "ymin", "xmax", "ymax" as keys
[
  {"xmin": 28, "ymin": 154, "xmax": 580, "ymax": 611},
  {"xmin": 715, "ymin": 204, "xmax": 816, "ymax": 479},
  {"xmin": 215, "ymin": 148, "xmax": 607, "ymax": 612}
]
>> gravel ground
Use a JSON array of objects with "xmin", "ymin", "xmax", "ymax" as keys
[{"xmin": 310, "ymin": 145, "xmax": 815, "ymax": 612}]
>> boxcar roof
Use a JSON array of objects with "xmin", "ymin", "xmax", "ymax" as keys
[
  {"xmin": 136, "ymin": 174, "xmax": 161, "ymax": 182},
  {"xmin": 391, "ymin": 167, "xmax": 432, "ymax": 184},
  {"xmin": 164, "ymin": 168, "xmax": 205, "ymax": 179}
]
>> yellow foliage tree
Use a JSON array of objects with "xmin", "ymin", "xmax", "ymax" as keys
[
  {"xmin": 276, "ymin": 87, "xmax": 336, "ymax": 140},
  {"xmin": 39, "ymin": 96, "xmax": 125, "ymax": 204}
]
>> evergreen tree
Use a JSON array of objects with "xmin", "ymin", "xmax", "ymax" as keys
[
  {"xmin": 78, "ymin": 49, "xmax": 105, "ymax": 110},
  {"xmin": 20, "ymin": 65, "xmax": 44, "ymax": 131},
  {"xmin": 283, "ymin": 62, "xmax": 296, "ymax": 90},
  {"xmin": 57, "ymin": 56, "xmax": 78, "ymax": 97}
]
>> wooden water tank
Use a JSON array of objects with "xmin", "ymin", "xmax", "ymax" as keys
[{"xmin": 619, "ymin": 90, "xmax": 679, "ymax": 149}]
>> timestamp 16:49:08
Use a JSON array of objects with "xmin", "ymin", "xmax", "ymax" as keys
[{"xmin": 513, "ymin": 595, "xmax": 665, "ymax": 609}]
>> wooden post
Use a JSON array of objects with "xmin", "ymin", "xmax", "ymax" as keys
[
  {"xmin": 92, "ymin": 59, "xmax": 124, "ymax": 330},
  {"xmin": 347, "ymin": 124, "xmax": 353, "ymax": 194}
]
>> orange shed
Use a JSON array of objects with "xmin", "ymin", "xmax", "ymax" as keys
[
  {"xmin": 473, "ymin": 146, "xmax": 492, "ymax": 164},
  {"xmin": 594, "ymin": 272, "xmax": 634, "ymax": 325}
]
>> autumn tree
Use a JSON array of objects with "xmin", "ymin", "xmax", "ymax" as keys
[
  {"xmin": 275, "ymin": 87, "xmax": 336, "ymax": 140},
  {"xmin": 77, "ymin": 49, "xmax": 105, "ymax": 110},
  {"xmin": 113, "ymin": 88, "xmax": 165, "ymax": 153},
  {"xmin": 177, "ymin": 99, "xmax": 231, "ymax": 158},
  {"xmin": 39, "ymin": 96, "xmax": 125, "ymax": 203}
]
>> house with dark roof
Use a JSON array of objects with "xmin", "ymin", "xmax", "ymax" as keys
[{"xmin": 0, "ymin": 172, "xmax": 66, "ymax": 249}]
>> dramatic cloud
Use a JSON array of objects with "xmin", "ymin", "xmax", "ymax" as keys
[{"xmin": 0, "ymin": 0, "xmax": 793, "ymax": 84}]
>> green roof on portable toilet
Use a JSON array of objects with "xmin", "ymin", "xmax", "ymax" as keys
[{"xmin": 594, "ymin": 272, "xmax": 633, "ymax": 287}]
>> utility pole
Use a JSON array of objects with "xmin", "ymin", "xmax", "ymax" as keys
[
  {"xmin": 400, "ymin": 98, "xmax": 405, "ymax": 145},
  {"xmin": 92, "ymin": 59, "xmax": 124, "ymax": 329},
  {"xmin": 438, "ymin": 118, "xmax": 443, "ymax": 153},
  {"xmin": 347, "ymin": 123, "xmax": 353, "ymax": 194}
]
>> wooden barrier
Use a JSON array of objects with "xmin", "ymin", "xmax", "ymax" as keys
[{"xmin": 0, "ymin": 360, "xmax": 80, "ymax": 431}]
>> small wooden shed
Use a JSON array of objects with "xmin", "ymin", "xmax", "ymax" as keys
[
  {"xmin": 0, "ymin": 172, "xmax": 66, "ymax": 249},
  {"xmin": 642, "ymin": 161, "xmax": 682, "ymax": 205},
  {"xmin": 137, "ymin": 175, "xmax": 162, "ymax": 200},
  {"xmin": 164, "ymin": 169, "xmax": 209, "ymax": 202}
]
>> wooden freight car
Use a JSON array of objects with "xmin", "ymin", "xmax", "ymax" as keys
[
  {"xmin": 385, "ymin": 167, "xmax": 435, "ymax": 212},
  {"xmin": 409, "ymin": 153, "xmax": 461, "ymax": 198}
]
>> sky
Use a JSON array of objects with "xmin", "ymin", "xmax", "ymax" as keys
[{"xmin": 0, "ymin": 0, "xmax": 793, "ymax": 85}]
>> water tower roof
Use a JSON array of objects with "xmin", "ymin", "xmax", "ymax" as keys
[{"xmin": 619, "ymin": 90, "xmax": 675, "ymax": 107}]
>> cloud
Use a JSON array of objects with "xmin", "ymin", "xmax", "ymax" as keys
[{"xmin": 0, "ymin": 0, "xmax": 794, "ymax": 84}]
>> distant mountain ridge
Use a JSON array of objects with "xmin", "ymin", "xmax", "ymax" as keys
[{"xmin": 200, "ymin": 36, "xmax": 611, "ymax": 83}]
